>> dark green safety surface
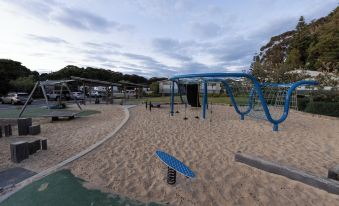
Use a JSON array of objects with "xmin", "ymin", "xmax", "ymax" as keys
[
  {"xmin": 0, "ymin": 108, "xmax": 99, "ymax": 118},
  {"xmin": 0, "ymin": 170, "xmax": 162, "ymax": 206}
]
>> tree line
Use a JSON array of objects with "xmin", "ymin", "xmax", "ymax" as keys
[{"xmin": 0, "ymin": 59, "xmax": 166, "ymax": 95}]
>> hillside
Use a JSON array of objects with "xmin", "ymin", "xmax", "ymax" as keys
[
  {"xmin": 0, "ymin": 60, "xmax": 150, "ymax": 95},
  {"xmin": 251, "ymin": 6, "xmax": 339, "ymax": 82}
]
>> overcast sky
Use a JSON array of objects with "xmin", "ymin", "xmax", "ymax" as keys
[{"xmin": 0, "ymin": 0, "xmax": 337, "ymax": 77}]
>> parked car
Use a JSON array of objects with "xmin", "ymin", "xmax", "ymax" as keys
[
  {"xmin": 113, "ymin": 92, "xmax": 124, "ymax": 98},
  {"xmin": 47, "ymin": 90, "xmax": 71, "ymax": 101},
  {"xmin": 90, "ymin": 91, "xmax": 101, "ymax": 98},
  {"xmin": 98, "ymin": 91, "xmax": 107, "ymax": 97},
  {"xmin": 125, "ymin": 90, "xmax": 136, "ymax": 97},
  {"xmin": 2, "ymin": 92, "xmax": 32, "ymax": 105},
  {"xmin": 71, "ymin": 92, "xmax": 85, "ymax": 100}
]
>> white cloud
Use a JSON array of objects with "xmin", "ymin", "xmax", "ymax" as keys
[{"xmin": 0, "ymin": 0, "xmax": 337, "ymax": 77}]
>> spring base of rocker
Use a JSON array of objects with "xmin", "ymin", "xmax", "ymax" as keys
[{"xmin": 167, "ymin": 167, "xmax": 176, "ymax": 185}]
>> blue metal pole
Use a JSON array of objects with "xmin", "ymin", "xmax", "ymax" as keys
[
  {"xmin": 170, "ymin": 81, "xmax": 175, "ymax": 116},
  {"xmin": 202, "ymin": 81, "xmax": 208, "ymax": 119}
]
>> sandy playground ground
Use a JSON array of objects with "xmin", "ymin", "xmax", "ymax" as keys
[
  {"xmin": 0, "ymin": 105, "xmax": 125, "ymax": 172},
  {"xmin": 66, "ymin": 104, "xmax": 339, "ymax": 205}
]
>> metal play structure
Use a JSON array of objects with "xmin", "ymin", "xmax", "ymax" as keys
[
  {"xmin": 169, "ymin": 73, "xmax": 318, "ymax": 131},
  {"xmin": 19, "ymin": 80, "xmax": 82, "ymax": 118}
]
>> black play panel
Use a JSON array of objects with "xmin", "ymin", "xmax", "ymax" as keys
[
  {"xmin": 178, "ymin": 84, "xmax": 188, "ymax": 104},
  {"xmin": 0, "ymin": 167, "xmax": 36, "ymax": 188},
  {"xmin": 186, "ymin": 84, "xmax": 201, "ymax": 107}
]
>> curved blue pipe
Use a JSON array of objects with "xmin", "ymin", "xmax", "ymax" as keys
[
  {"xmin": 204, "ymin": 78, "xmax": 254, "ymax": 118},
  {"xmin": 170, "ymin": 73, "xmax": 318, "ymax": 131}
]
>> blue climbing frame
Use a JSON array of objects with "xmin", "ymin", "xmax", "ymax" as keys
[{"xmin": 169, "ymin": 73, "xmax": 318, "ymax": 131}]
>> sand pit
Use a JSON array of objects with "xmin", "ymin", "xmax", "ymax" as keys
[
  {"xmin": 68, "ymin": 104, "xmax": 339, "ymax": 205},
  {"xmin": 0, "ymin": 105, "xmax": 125, "ymax": 172}
]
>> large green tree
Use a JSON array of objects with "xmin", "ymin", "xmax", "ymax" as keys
[
  {"xmin": 9, "ymin": 75, "xmax": 36, "ymax": 93},
  {"xmin": 286, "ymin": 16, "xmax": 311, "ymax": 67},
  {"xmin": 0, "ymin": 59, "xmax": 36, "ymax": 95}
]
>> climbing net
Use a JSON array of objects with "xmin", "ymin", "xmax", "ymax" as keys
[{"xmin": 226, "ymin": 78, "xmax": 298, "ymax": 120}]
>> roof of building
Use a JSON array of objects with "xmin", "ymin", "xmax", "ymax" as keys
[
  {"xmin": 40, "ymin": 80, "xmax": 75, "ymax": 86},
  {"xmin": 118, "ymin": 80, "xmax": 148, "ymax": 88},
  {"xmin": 70, "ymin": 76, "xmax": 121, "ymax": 86}
]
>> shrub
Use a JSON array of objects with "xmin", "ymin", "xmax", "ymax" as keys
[
  {"xmin": 304, "ymin": 102, "xmax": 339, "ymax": 117},
  {"xmin": 297, "ymin": 96, "xmax": 310, "ymax": 111},
  {"xmin": 311, "ymin": 90, "xmax": 339, "ymax": 102}
]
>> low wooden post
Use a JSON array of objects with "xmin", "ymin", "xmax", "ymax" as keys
[
  {"xmin": 4, "ymin": 125, "xmax": 10, "ymax": 137},
  {"xmin": 34, "ymin": 139, "xmax": 41, "ymax": 151},
  {"xmin": 52, "ymin": 117, "xmax": 59, "ymax": 121},
  {"xmin": 28, "ymin": 139, "xmax": 42, "ymax": 155},
  {"xmin": 235, "ymin": 152, "xmax": 339, "ymax": 195},
  {"xmin": 18, "ymin": 118, "xmax": 32, "ymax": 136},
  {"xmin": 28, "ymin": 125, "xmax": 41, "ymax": 135},
  {"xmin": 28, "ymin": 140, "xmax": 37, "ymax": 155},
  {"xmin": 8, "ymin": 124, "xmax": 12, "ymax": 136},
  {"xmin": 41, "ymin": 139, "xmax": 48, "ymax": 150},
  {"xmin": 10, "ymin": 141, "xmax": 29, "ymax": 163},
  {"xmin": 328, "ymin": 166, "xmax": 339, "ymax": 181},
  {"xmin": 0, "ymin": 126, "xmax": 2, "ymax": 138}
]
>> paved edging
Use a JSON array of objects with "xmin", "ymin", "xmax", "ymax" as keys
[{"xmin": 0, "ymin": 105, "xmax": 135, "ymax": 203}]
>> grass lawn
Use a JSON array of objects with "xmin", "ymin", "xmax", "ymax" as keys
[{"xmin": 143, "ymin": 96, "xmax": 249, "ymax": 105}]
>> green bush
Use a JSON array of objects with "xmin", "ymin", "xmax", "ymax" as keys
[
  {"xmin": 304, "ymin": 102, "xmax": 339, "ymax": 117},
  {"xmin": 311, "ymin": 90, "xmax": 339, "ymax": 102},
  {"xmin": 297, "ymin": 96, "xmax": 310, "ymax": 111},
  {"xmin": 144, "ymin": 93, "xmax": 162, "ymax": 97}
]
